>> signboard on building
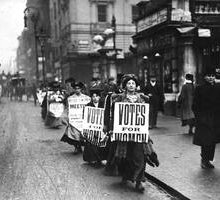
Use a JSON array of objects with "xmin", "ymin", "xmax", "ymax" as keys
[
  {"xmin": 171, "ymin": 9, "xmax": 192, "ymax": 22},
  {"xmin": 137, "ymin": 8, "xmax": 168, "ymax": 33},
  {"xmin": 198, "ymin": 29, "xmax": 211, "ymax": 37}
]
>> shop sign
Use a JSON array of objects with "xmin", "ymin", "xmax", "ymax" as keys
[
  {"xmin": 137, "ymin": 8, "xmax": 168, "ymax": 33},
  {"xmin": 195, "ymin": 2, "xmax": 220, "ymax": 15},
  {"xmin": 171, "ymin": 9, "xmax": 192, "ymax": 22},
  {"xmin": 198, "ymin": 29, "xmax": 211, "ymax": 37},
  {"xmin": 137, "ymin": 34, "xmax": 173, "ymax": 53}
]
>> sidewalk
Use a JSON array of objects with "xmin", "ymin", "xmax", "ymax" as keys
[{"xmin": 147, "ymin": 114, "xmax": 220, "ymax": 200}]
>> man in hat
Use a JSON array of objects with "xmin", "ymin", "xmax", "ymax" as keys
[
  {"xmin": 192, "ymin": 68, "xmax": 217, "ymax": 169},
  {"xmin": 143, "ymin": 75, "xmax": 164, "ymax": 129},
  {"xmin": 61, "ymin": 82, "xmax": 91, "ymax": 154},
  {"xmin": 64, "ymin": 77, "xmax": 75, "ymax": 97}
]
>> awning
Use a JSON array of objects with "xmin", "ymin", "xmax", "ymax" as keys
[{"xmin": 176, "ymin": 26, "xmax": 196, "ymax": 34}]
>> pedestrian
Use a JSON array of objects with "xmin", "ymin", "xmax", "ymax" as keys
[
  {"xmin": 61, "ymin": 82, "xmax": 91, "ymax": 154},
  {"xmin": 104, "ymin": 74, "xmax": 158, "ymax": 192},
  {"xmin": 143, "ymin": 75, "xmax": 164, "ymax": 129},
  {"xmin": 192, "ymin": 68, "xmax": 217, "ymax": 169},
  {"xmin": 178, "ymin": 73, "xmax": 195, "ymax": 134},
  {"xmin": 83, "ymin": 88, "xmax": 107, "ymax": 166},
  {"xmin": 31, "ymin": 83, "xmax": 37, "ymax": 106},
  {"xmin": 45, "ymin": 81, "xmax": 65, "ymax": 128},
  {"xmin": 64, "ymin": 77, "xmax": 75, "ymax": 98},
  {"xmin": 103, "ymin": 77, "xmax": 117, "ymax": 96}
]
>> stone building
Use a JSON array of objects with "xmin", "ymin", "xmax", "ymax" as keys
[
  {"xmin": 134, "ymin": 0, "xmax": 220, "ymax": 115},
  {"xmin": 49, "ymin": 0, "xmax": 140, "ymax": 83}
]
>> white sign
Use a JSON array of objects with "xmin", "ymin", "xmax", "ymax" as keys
[
  {"xmin": 137, "ymin": 8, "xmax": 168, "ymax": 33},
  {"xmin": 113, "ymin": 102, "xmax": 149, "ymax": 143},
  {"xmin": 68, "ymin": 95, "xmax": 91, "ymax": 132},
  {"xmin": 49, "ymin": 102, "xmax": 64, "ymax": 117},
  {"xmin": 82, "ymin": 107, "xmax": 107, "ymax": 147},
  {"xmin": 198, "ymin": 29, "xmax": 211, "ymax": 37}
]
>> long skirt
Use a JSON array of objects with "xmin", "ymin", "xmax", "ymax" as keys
[
  {"xmin": 116, "ymin": 142, "xmax": 146, "ymax": 182},
  {"xmin": 61, "ymin": 124, "xmax": 84, "ymax": 146},
  {"xmin": 83, "ymin": 142, "xmax": 107, "ymax": 162},
  {"xmin": 45, "ymin": 113, "xmax": 62, "ymax": 128}
]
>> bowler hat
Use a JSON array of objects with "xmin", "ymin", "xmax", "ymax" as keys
[{"xmin": 185, "ymin": 73, "xmax": 194, "ymax": 81}]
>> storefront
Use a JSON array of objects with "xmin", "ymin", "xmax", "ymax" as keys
[{"xmin": 134, "ymin": 0, "xmax": 220, "ymax": 116}]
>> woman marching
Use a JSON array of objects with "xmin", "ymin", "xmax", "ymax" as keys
[
  {"xmin": 104, "ymin": 74, "xmax": 159, "ymax": 192},
  {"xmin": 83, "ymin": 88, "xmax": 108, "ymax": 166},
  {"xmin": 61, "ymin": 82, "xmax": 91, "ymax": 154}
]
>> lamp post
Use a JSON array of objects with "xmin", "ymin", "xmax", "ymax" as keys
[
  {"xmin": 111, "ymin": 15, "xmax": 116, "ymax": 61},
  {"xmin": 38, "ymin": 33, "xmax": 49, "ymax": 84},
  {"xmin": 24, "ymin": 7, "xmax": 39, "ymax": 83}
]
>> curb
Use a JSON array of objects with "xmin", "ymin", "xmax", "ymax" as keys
[{"xmin": 145, "ymin": 172, "xmax": 190, "ymax": 200}]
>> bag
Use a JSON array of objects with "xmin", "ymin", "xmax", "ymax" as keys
[{"xmin": 144, "ymin": 139, "xmax": 159, "ymax": 167}]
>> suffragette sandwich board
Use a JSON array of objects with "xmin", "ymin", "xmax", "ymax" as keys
[
  {"xmin": 82, "ymin": 106, "xmax": 107, "ymax": 147},
  {"xmin": 113, "ymin": 102, "xmax": 149, "ymax": 143},
  {"xmin": 68, "ymin": 95, "xmax": 91, "ymax": 132}
]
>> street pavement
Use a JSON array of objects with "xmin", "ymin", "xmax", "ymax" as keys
[
  {"xmin": 0, "ymin": 99, "xmax": 173, "ymax": 200},
  {"xmin": 148, "ymin": 113, "xmax": 220, "ymax": 200}
]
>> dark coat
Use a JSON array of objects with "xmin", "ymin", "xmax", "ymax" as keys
[
  {"xmin": 214, "ymin": 83, "xmax": 220, "ymax": 144},
  {"xmin": 192, "ymin": 82, "xmax": 217, "ymax": 146},
  {"xmin": 143, "ymin": 83, "xmax": 164, "ymax": 111},
  {"xmin": 83, "ymin": 100, "xmax": 107, "ymax": 162},
  {"xmin": 178, "ymin": 83, "xmax": 195, "ymax": 121}
]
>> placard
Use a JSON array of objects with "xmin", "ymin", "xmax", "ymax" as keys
[
  {"xmin": 82, "ymin": 106, "xmax": 107, "ymax": 147},
  {"xmin": 68, "ymin": 95, "xmax": 91, "ymax": 132},
  {"xmin": 49, "ymin": 102, "xmax": 64, "ymax": 117},
  {"xmin": 113, "ymin": 102, "xmax": 149, "ymax": 143}
]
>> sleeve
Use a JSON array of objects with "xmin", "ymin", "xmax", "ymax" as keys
[{"xmin": 192, "ymin": 86, "xmax": 200, "ymax": 117}]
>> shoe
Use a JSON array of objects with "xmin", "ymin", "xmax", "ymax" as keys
[
  {"xmin": 201, "ymin": 160, "xmax": 215, "ymax": 169},
  {"xmin": 135, "ymin": 182, "xmax": 145, "ymax": 193}
]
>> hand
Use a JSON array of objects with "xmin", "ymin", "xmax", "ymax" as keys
[{"xmin": 100, "ymin": 135, "xmax": 109, "ymax": 143}]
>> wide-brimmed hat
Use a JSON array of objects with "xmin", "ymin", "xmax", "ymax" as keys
[
  {"xmin": 65, "ymin": 77, "xmax": 75, "ymax": 84},
  {"xmin": 72, "ymin": 81, "xmax": 84, "ymax": 88},
  {"xmin": 89, "ymin": 88, "xmax": 103, "ymax": 96},
  {"xmin": 48, "ymin": 81, "xmax": 60, "ymax": 89},
  {"xmin": 122, "ymin": 74, "xmax": 139, "ymax": 88},
  {"xmin": 204, "ymin": 67, "xmax": 215, "ymax": 76}
]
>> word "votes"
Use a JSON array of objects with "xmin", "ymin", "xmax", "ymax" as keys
[
  {"xmin": 86, "ymin": 108, "xmax": 104, "ymax": 125},
  {"xmin": 118, "ymin": 104, "xmax": 146, "ymax": 126}
]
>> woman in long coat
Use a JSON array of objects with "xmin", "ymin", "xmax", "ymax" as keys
[
  {"xmin": 192, "ymin": 70, "xmax": 217, "ymax": 169},
  {"xmin": 83, "ymin": 89, "xmax": 107, "ymax": 165},
  {"xmin": 104, "ymin": 74, "xmax": 153, "ymax": 192},
  {"xmin": 178, "ymin": 73, "xmax": 195, "ymax": 134}
]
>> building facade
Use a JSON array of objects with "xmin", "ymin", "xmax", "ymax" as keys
[
  {"xmin": 49, "ymin": 0, "xmax": 140, "ymax": 83},
  {"xmin": 134, "ymin": 0, "xmax": 220, "ymax": 115},
  {"xmin": 16, "ymin": 0, "xmax": 50, "ymax": 84}
]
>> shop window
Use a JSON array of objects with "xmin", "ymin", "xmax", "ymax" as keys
[
  {"xmin": 132, "ymin": 5, "xmax": 139, "ymax": 23},
  {"xmin": 98, "ymin": 5, "xmax": 107, "ymax": 22},
  {"xmin": 164, "ymin": 61, "xmax": 173, "ymax": 93}
]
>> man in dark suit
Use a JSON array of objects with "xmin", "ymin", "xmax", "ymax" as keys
[
  {"xmin": 143, "ymin": 75, "xmax": 164, "ymax": 129},
  {"xmin": 192, "ymin": 68, "xmax": 217, "ymax": 169}
]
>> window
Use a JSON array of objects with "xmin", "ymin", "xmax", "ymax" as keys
[
  {"xmin": 98, "ymin": 5, "xmax": 107, "ymax": 22},
  {"xmin": 132, "ymin": 5, "xmax": 139, "ymax": 23}
]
